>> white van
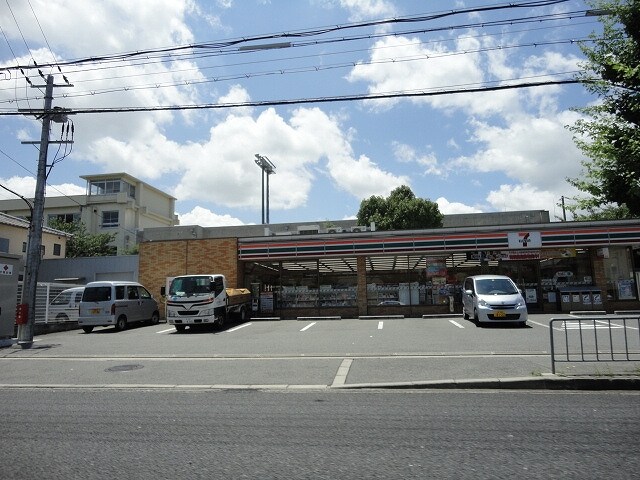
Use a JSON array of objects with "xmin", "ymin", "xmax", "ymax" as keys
[
  {"xmin": 48, "ymin": 286, "xmax": 85, "ymax": 322},
  {"xmin": 462, "ymin": 275, "xmax": 528, "ymax": 327},
  {"xmin": 78, "ymin": 281, "xmax": 160, "ymax": 333}
]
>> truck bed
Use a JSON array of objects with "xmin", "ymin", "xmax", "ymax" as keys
[{"xmin": 226, "ymin": 288, "xmax": 251, "ymax": 306}]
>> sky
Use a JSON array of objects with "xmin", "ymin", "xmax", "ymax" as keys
[{"xmin": 0, "ymin": 0, "xmax": 603, "ymax": 227}]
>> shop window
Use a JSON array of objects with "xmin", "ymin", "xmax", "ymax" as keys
[
  {"xmin": 280, "ymin": 260, "xmax": 319, "ymax": 308},
  {"xmin": 602, "ymin": 247, "xmax": 637, "ymax": 300}
]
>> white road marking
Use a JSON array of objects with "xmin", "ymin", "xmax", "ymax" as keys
[
  {"xmin": 331, "ymin": 358, "xmax": 353, "ymax": 387},
  {"xmin": 449, "ymin": 320, "xmax": 465, "ymax": 329},
  {"xmin": 226, "ymin": 322, "xmax": 252, "ymax": 333},
  {"xmin": 528, "ymin": 320, "xmax": 548, "ymax": 328},
  {"xmin": 156, "ymin": 328, "xmax": 176, "ymax": 334},
  {"xmin": 378, "ymin": 321, "xmax": 384, "ymax": 330},
  {"xmin": 300, "ymin": 322, "xmax": 316, "ymax": 332}
]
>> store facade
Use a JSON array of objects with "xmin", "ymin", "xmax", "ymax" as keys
[{"xmin": 139, "ymin": 219, "xmax": 640, "ymax": 318}]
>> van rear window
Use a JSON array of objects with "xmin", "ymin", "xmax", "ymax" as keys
[{"xmin": 83, "ymin": 287, "xmax": 112, "ymax": 302}]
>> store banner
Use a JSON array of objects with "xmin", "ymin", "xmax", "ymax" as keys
[{"xmin": 508, "ymin": 231, "xmax": 542, "ymax": 249}]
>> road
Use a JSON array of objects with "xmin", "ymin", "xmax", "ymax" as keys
[{"xmin": 1, "ymin": 388, "xmax": 638, "ymax": 479}]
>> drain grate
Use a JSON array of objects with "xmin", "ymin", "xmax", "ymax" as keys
[{"xmin": 105, "ymin": 364, "xmax": 144, "ymax": 372}]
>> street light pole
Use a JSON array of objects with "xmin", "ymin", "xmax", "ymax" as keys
[{"xmin": 254, "ymin": 154, "xmax": 276, "ymax": 224}]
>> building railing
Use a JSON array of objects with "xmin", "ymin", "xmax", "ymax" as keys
[{"xmin": 549, "ymin": 315, "xmax": 640, "ymax": 374}]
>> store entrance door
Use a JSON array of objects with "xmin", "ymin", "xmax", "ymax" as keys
[{"xmin": 497, "ymin": 261, "xmax": 541, "ymax": 312}]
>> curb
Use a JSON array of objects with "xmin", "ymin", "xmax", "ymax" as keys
[{"xmin": 331, "ymin": 375, "xmax": 640, "ymax": 390}]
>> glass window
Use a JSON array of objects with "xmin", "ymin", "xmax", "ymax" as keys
[
  {"xmin": 139, "ymin": 287, "xmax": 151, "ymax": 299},
  {"xmin": 603, "ymin": 247, "xmax": 637, "ymax": 300},
  {"xmin": 83, "ymin": 287, "xmax": 111, "ymax": 302},
  {"xmin": 53, "ymin": 243, "xmax": 62, "ymax": 256},
  {"xmin": 280, "ymin": 260, "xmax": 318, "ymax": 308},
  {"xmin": 48, "ymin": 213, "xmax": 80, "ymax": 225},
  {"xmin": 0, "ymin": 237, "xmax": 8, "ymax": 253},
  {"xmin": 115, "ymin": 286, "xmax": 125, "ymax": 300},
  {"xmin": 102, "ymin": 211, "xmax": 119, "ymax": 227},
  {"xmin": 90, "ymin": 179, "xmax": 121, "ymax": 195}
]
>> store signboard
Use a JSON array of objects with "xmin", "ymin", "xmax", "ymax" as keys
[{"xmin": 508, "ymin": 231, "xmax": 542, "ymax": 249}]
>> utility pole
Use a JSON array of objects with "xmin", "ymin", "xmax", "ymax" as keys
[{"xmin": 16, "ymin": 74, "xmax": 72, "ymax": 348}]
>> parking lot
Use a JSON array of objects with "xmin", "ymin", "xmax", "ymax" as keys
[{"xmin": 0, "ymin": 314, "xmax": 578, "ymax": 387}]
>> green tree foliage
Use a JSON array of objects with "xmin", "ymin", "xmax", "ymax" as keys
[
  {"xmin": 567, "ymin": 0, "xmax": 640, "ymax": 218},
  {"xmin": 357, "ymin": 185, "xmax": 443, "ymax": 230},
  {"xmin": 49, "ymin": 220, "xmax": 117, "ymax": 257}
]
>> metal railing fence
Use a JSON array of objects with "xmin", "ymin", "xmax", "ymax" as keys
[{"xmin": 549, "ymin": 316, "xmax": 640, "ymax": 374}]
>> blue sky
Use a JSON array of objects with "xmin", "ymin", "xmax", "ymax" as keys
[{"xmin": 0, "ymin": 0, "xmax": 602, "ymax": 226}]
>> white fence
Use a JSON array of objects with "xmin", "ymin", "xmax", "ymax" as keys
[{"xmin": 16, "ymin": 282, "xmax": 84, "ymax": 324}]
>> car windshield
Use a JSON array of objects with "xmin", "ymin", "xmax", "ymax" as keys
[
  {"xmin": 476, "ymin": 278, "xmax": 519, "ymax": 295},
  {"xmin": 169, "ymin": 276, "xmax": 212, "ymax": 297}
]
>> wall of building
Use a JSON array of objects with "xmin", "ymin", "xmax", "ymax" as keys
[
  {"xmin": 0, "ymin": 223, "xmax": 68, "ymax": 260},
  {"xmin": 39, "ymin": 255, "xmax": 139, "ymax": 283},
  {"xmin": 138, "ymin": 238, "xmax": 240, "ymax": 304}
]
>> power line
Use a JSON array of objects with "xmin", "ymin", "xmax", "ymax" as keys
[
  {"xmin": 0, "ymin": 0, "xmax": 573, "ymax": 74},
  {"xmin": 0, "ymin": 78, "xmax": 587, "ymax": 116}
]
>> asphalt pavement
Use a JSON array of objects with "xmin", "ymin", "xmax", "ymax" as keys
[{"xmin": 1, "ymin": 313, "xmax": 639, "ymax": 390}]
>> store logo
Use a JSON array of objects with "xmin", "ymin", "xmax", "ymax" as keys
[{"xmin": 508, "ymin": 231, "xmax": 541, "ymax": 249}]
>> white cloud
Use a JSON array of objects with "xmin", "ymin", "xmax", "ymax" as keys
[
  {"xmin": 436, "ymin": 197, "xmax": 482, "ymax": 215},
  {"xmin": 347, "ymin": 34, "xmax": 521, "ymax": 115},
  {"xmin": 455, "ymin": 110, "xmax": 586, "ymax": 191},
  {"xmin": 169, "ymin": 89, "xmax": 406, "ymax": 210},
  {"xmin": 339, "ymin": 0, "xmax": 398, "ymax": 21},
  {"xmin": 0, "ymin": 176, "xmax": 84, "ymax": 200},
  {"xmin": 177, "ymin": 206, "xmax": 245, "ymax": 227},
  {"xmin": 392, "ymin": 141, "xmax": 443, "ymax": 176}
]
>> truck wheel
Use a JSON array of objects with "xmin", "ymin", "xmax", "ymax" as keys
[
  {"xmin": 238, "ymin": 306, "xmax": 247, "ymax": 322},
  {"xmin": 174, "ymin": 325, "xmax": 186, "ymax": 332},
  {"xmin": 115, "ymin": 316, "xmax": 127, "ymax": 331},
  {"xmin": 56, "ymin": 313, "xmax": 69, "ymax": 322},
  {"xmin": 82, "ymin": 326, "xmax": 94, "ymax": 333}
]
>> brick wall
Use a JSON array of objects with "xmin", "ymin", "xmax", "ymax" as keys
[{"xmin": 139, "ymin": 238, "xmax": 239, "ymax": 305}]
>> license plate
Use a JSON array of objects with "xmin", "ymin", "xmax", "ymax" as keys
[
  {"xmin": 91, "ymin": 308, "xmax": 101, "ymax": 314},
  {"xmin": 494, "ymin": 310, "xmax": 506, "ymax": 318}
]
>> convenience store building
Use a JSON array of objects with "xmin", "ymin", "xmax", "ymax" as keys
[{"xmin": 138, "ymin": 214, "xmax": 640, "ymax": 318}]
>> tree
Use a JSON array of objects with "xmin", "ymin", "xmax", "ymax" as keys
[
  {"xmin": 567, "ymin": 0, "xmax": 640, "ymax": 219},
  {"xmin": 357, "ymin": 185, "xmax": 443, "ymax": 230},
  {"xmin": 49, "ymin": 220, "xmax": 117, "ymax": 257}
]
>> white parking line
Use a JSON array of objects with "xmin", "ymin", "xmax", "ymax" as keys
[
  {"xmin": 449, "ymin": 320, "xmax": 465, "ymax": 329},
  {"xmin": 378, "ymin": 321, "xmax": 383, "ymax": 330},
  {"xmin": 300, "ymin": 322, "xmax": 316, "ymax": 332},
  {"xmin": 528, "ymin": 320, "xmax": 548, "ymax": 328},
  {"xmin": 226, "ymin": 322, "xmax": 252, "ymax": 333},
  {"xmin": 156, "ymin": 327, "xmax": 176, "ymax": 334},
  {"xmin": 331, "ymin": 358, "xmax": 353, "ymax": 387}
]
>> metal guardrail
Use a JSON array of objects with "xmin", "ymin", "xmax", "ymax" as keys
[{"xmin": 549, "ymin": 316, "xmax": 640, "ymax": 374}]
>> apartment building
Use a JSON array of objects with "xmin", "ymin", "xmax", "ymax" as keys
[{"xmin": 0, "ymin": 173, "xmax": 178, "ymax": 254}]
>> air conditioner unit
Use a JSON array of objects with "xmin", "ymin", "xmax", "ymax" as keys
[{"xmin": 327, "ymin": 227, "xmax": 343, "ymax": 234}]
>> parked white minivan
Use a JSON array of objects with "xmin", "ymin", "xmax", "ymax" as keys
[
  {"xmin": 78, "ymin": 281, "xmax": 160, "ymax": 333},
  {"xmin": 462, "ymin": 275, "xmax": 528, "ymax": 327},
  {"xmin": 48, "ymin": 286, "xmax": 85, "ymax": 323}
]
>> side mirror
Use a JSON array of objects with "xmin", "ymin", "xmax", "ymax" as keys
[
  {"xmin": 160, "ymin": 286, "xmax": 166, "ymax": 297},
  {"xmin": 464, "ymin": 289, "xmax": 474, "ymax": 296}
]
